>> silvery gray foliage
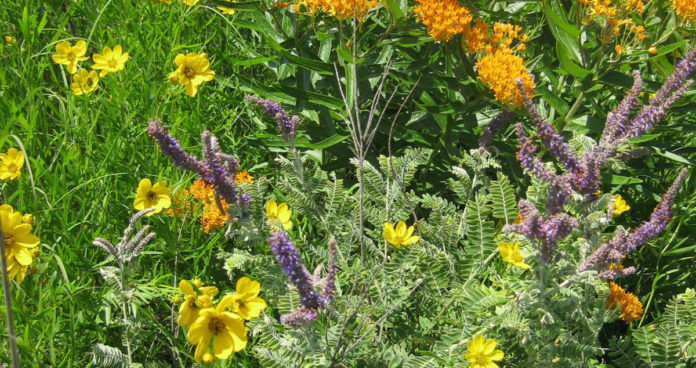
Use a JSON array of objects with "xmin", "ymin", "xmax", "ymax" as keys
[{"xmin": 91, "ymin": 208, "xmax": 157, "ymax": 368}]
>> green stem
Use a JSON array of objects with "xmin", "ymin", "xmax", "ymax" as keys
[
  {"xmin": 120, "ymin": 262, "xmax": 133, "ymax": 366},
  {"xmin": 0, "ymin": 229, "xmax": 20, "ymax": 368}
]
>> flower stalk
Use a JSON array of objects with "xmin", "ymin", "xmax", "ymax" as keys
[{"xmin": 0, "ymin": 229, "xmax": 20, "ymax": 368}]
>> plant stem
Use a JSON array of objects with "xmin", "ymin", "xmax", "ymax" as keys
[
  {"xmin": 120, "ymin": 261, "xmax": 133, "ymax": 366},
  {"xmin": 0, "ymin": 230, "xmax": 20, "ymax": 368}
]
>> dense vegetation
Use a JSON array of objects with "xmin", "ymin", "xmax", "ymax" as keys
[{"xmin": 1, "ymin": 0, "xmax": 696, "ymax": 367}]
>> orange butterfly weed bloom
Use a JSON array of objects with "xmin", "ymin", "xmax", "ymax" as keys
[
  {"xmin": 413, "ymin": 0, "xmax": 472, "ymax": 42},
  {"xmin": 475, "ymin": 47, "xmax": 535, "ymax": 107},
  {"xmin": 606, "ymin": 282, "xmax": 643, "ymax": 323}
]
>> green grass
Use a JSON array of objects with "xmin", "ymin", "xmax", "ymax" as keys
[{"xmin": 1, "ymin": 0, "xmax": 279, "ymax": 365}]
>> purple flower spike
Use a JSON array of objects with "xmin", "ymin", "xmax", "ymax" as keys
[
  {"xmin": 269, "ymin": 232, "xmax": 338, "ymax": 327},
  {"xmin": 147, "ymin": 119, "xmax": 250, "ymax": 215},
  {"xmin": 147, "ymin": 120, "xmax": 206, "ymax": 176},
  {"xmin": 479, "ymin": 110, "xmax": 514, "ymax": 149},
  {"xmin": 579, "ymin": 168, "xmax": 687, "ymax": 275},
  {"xmin": 516, "ymin": 79, "xmax": 580, "ymax": 172},
  {"xmin": 201, "ymin": 132, "xmax": 238, "ymax": 204},
  {"xmin": 246, "ymin": 95, "xmax": 300, "ymax": 142},
  {"xmin": 269, "ymin": 232, "xmax": 324, "ymax": 311},
  {"xmin": 280, "ymin": 308, "xmax": 317, "ymax": 327}
]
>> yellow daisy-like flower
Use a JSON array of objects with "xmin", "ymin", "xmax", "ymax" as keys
[
  {"xmin": 187, "ymin": 295, "xmax": 248, "ymax": 361},
  {"xmin": 51, "ymin": 40, "xmax": 89, "ymax": 74},
  {"xmin": 217, "ymin": 0, "xmax": 237, "ymax": 14},
  {"xmin": 606, "ymin": 282, "xmax": 643, "ymax": 323},
  {"xmin": 265, "ymin": 199, "xmax": 293, "ymax": 230},
  {"xmin": 498, "ymin": 241, "xmax": 530, "ymax": 270},
  {"xmin": 168, "ymin": 52, "xmax": 215, "ymax": 97},
  {"xmin": 611, "ymin": 194, "xmax": 630, "ymax": 215},
  {"xmin": 383, "ymin": 221, "xmax": 419, "ymax": 248},
  {"xmin": 178, "ymin": 279, "xmax": 218, "ymax": 327},
  {"xmin": 180, "ymin": 0, "xmax": 200, "ymax": 5},
  {"xmin": 92, "ymin": 45, "xmax": 129, "ymax": 76},
  {"xmin": 1, "ymin": 204, "xmax": 40, "ymax": 283},
  {"xmin": 133, "ymin": 178, "xmax": 172, "ymax": 216},
  {"xmin": 230, "ymin": 277, "xmax": 267, "ymax": 321},
  {"xmin": 233, "ymin": 170, "xmax": 253, "ymax": 184},
  {"xmin": 465, "ymin": 334, "xmax": 504, "ymax": 368},
  {"xmin": 70, "ymin": 69, "xmax": 100, "ymax": 96},
  {"xmin": 0, "ymin": 148, "xmax": 24, "ymax": 181}
]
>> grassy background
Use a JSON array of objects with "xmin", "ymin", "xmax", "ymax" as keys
[{"xmin": 1, "ymin": 0, "xmax": 280, "ymax": 365}]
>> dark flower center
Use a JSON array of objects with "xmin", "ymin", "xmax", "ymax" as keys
[
  {"xmin": 208, "ymin": 316, "xmax": 225, "ymax": 335},
  {"xmin": 7, "ymin": 163, "xmax": 17, "ymax": 172},
  {"xmin": 183, "ymin": 66, "xmax": 195, "ymax": 78},
  {"xmin": 3, "ymin": 232, "xmax": 14, "ymax": 248},
  {"xmin": 66, "ymin": 51, "xmax": 75, "ymax": 60},
  {"xmin": 146, "ymin": 191, "xmax": 158, "ymax": 201}
]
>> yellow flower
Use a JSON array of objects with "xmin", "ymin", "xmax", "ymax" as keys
[
  {"xmin": 611, "ymin": 194, "xmax": 630, "ymax": 215},
  {"xmin": 1, "ymin": 205, "xmax": 40, "ymax": 283},
  {"xmin": 230, "ymin": 277, "xmax": 267, "ymax": 320},
  {"xmin": 180, "ymin": 0, "xmax": 200, "ymax": 5},
  {"xmin": 5, "ymin": 36, "xmax": 15, "ymax": 44},
  {"xmin": 413, "ymin": 0, "xmax": 472, "ymax": 42},
  {"xmin": 465, "ymin": 334, "xmax": 504, "ymax": 368},
  {"xmin": 168, "ymin": 52, "xmax": 215, "ymax": 97},
  {"xmin": 673, "ymin": 0, "xmax": 696, "ymax": 22},
  {"xmin": 133, "ymin": 178, "xmax": 172, "ymax": 216},
  {"xmin": 498, "ymin": 241, "xmax": 530, "ymax": 270},
  {"xmin": 0, "ymin": 148, "xmax": 24, "ymax": 181},
  {"xmin": 383, "ymin": 221, "xmax": 419, "ymax": 247},
  {"xmin": 177, "ymin": 279, "xmax": 219, "ymax": 327},
  {"xmin": 234, "ymin": 170, "xmax": 253, "ymax": 184},
  {"xmin": 51, "ymin": 40, "xmax": 89, "ymax": 74},
  {"xmin": 22, "ymin": 213, "xmax": 34, "ymax": 225},
  {"xmin": 91, "ymin": 45, "xmax": 129, "ymax": 76},
  {"xmin": 648, "ymin": 46, "xmax": 657, "ymax": 55},
  {"xmin": 70, "ymin": 69, "xmax": 99, "ymax": 96},
  {"xmin": 265, "ymin": 199, "xmax": 293, "ymax": 230},
  {"xmin": 158, "ymin": 0, "xmax": 172, "ymax": 3},
  {"xmin": 606, "ymin": 282, "xmax": 643, "ymax": 323},
  {"xmin": 187, "ymin": 295, "xmax": 248, "ymax": 361},
  {"xmin": 476, "ymin": 47, "xmax": 535, "ymax": 107},
  {"xmin": 217, "ymin": 0, "xmax": 237, "ymax": 14}
]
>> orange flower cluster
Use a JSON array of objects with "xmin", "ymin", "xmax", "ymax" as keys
[
  {"xmin": 465, "ymin": 21, "xmax": 529, "ymax": 54},
  {"xmin": 167, "ymin": 179, "xmax": 230, "ymax": 233},
  {"xmin": 476, "ymin": 47, "xmax": 535, "ymax": 107},
  {"xmin": 673, "ymin": 0, "xmax": 696, "ymax": 22},
  {"xmin": 579, "ymin": 0, "xmax": 648, "ymax": 56},
  {"xmin": 413, "ymin": 0, "xmax": 472, "ymax": 42},
  {"xmin": 606, "ymin": 282, "xmax": 644, "ymax": 323},
  {"xmin": 234, "ymin": 170, "xmax": 254, "ymax": 184},
  {"xmin": 295, "ymin": 0, "xmax": 378, "ymax": 21}
]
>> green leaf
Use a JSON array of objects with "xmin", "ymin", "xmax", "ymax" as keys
[
  {"xmin": 490, "ymin": 172, "xmax": 518, "ymax": 224},
  {"xmin": 209, "ymin": 0, "xmax": 261, "ymax": 11},
  {"xmin": 610, "ymin": 175, "xmax": 643, "ymax": 185},
  {"xmin": 545, "ymin": 0, "xmax": 583, "ymax": 64},
  {"xmin": 557, "ymin": 40, "xmax": 591, "ymax": 78}
]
